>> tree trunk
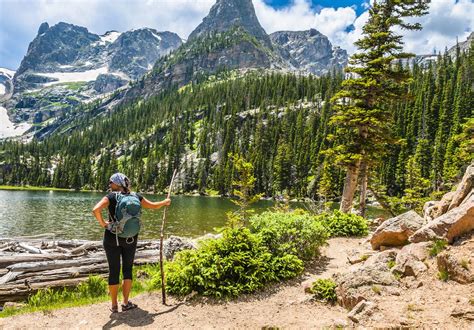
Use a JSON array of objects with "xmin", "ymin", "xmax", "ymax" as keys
[
  {"xmin": 368, "ymin": 187, "xmax": 396, "ymax": 217},
  {"xmin": 359, "ymin": 161, "xmax": 368, "ymax": 218},
  {"xmin": 340, "ymin": 159, "xmax": 361, "ymax": 213}
]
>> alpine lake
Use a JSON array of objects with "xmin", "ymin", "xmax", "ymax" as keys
[{"xmin": 0, "ymin": 190, "xmax": 389, "ymax": 240}]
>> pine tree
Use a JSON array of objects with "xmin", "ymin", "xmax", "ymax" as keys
[{"xmin": 329, "ymin": 0, "xmax": 429, "ymax": 213}]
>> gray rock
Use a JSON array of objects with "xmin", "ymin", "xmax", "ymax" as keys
[
  {"xmin": 163, "ymin": 235, "xmax": 197, "ymax": 260},
  {"xmin": 432, "ymin": 191, "xmax": 456, "ymax": 219},
  {"xmin": 335, "ymin": 250, "xmax": 398, "ymax": 309},
  {"xmin": 437, "ymin": 246, "xmax": 474, "ymax": 284},
  {"xmin": 108, "ymin": 29, "xmax": 182, "ymax": 79},
  {"xmin": 270, "ymin": 29, "xmax": 348, "ymax": 76},
  {"xmin": 448, "ymin": 163, "xmax": 474, "ymax": 211},
  {"xmin": 188, "ymin": 0, "xmax": 273, "ymax": 49},
  {"xmin": 347, "ymin": 300, "xmax": 378, "ymax": 323},
  {"xmin": 94, "ymin": 74, "xmax": 128, "ymax": 93},
  {"xmin": 370, "ymin": 211, "xmax": 424, "ymax": 250},
  {"xmin": 451, "ymin": 306, "xmax": 474, "ymax": 320},
  {"xmin": 392, "ymin": 242, "xmax": 430, "ymax": 277},
  {"xmin": 409, "ymin": 194, "xmax": 474, "ymax": 243}
]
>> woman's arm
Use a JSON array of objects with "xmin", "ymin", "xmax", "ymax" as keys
[
  {"xmin": 141, "ymin": 197, "xmax": 171, "ymax": 209},
  {"xmin": 92, "ymin": 196, "xmax": 110, "ymax": 228}
]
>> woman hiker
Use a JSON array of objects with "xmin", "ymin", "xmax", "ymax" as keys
[{"xmin": 92, "ymin": 172, "xmax": 171, "ymax": 313}]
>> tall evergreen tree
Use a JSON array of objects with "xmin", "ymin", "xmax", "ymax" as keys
[{"xmin": 329, "ymin": 0, "xmax": 429, "ymax": 213}]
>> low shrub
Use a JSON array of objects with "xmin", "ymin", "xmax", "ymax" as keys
[
  {"xmin": 429, "ymin": 239, "xmax": 448, "ymax": 257},
  {"xmin": 250, "ymin": 211, "xmax": 329, "ymax": 260},
  {"xmin": 165, "ymin": 227, "xmax": 303, "ymax": 298},
  {"xmin": 310, "ymin": 278, "xmax": 337, "ymax": 303},
  {"xmin": 316, "ymin": 210, "xmax": 368, "ymax": 237}
]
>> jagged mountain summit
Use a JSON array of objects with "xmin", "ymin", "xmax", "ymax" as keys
[
  {"xmin": 116, "ymin": 0, "xmax": 348, "ymax": 106},
  {"xmin": 1, "ymin": 0, "xmax": 350, "ymax": 139},
  {"xmin": 188, "ymin": 0, "xmax": 273, "ymax": 49},
  {"xmin": 270, "ymin": 29, "xmax": 348, "ymax": 76},
  {"xmin": 6, "ymin": 22, "xmax": 182, "ymax": 124}
]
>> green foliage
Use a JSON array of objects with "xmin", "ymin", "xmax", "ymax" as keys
[
  {"xmin": 387, "ymin": 260, "xmax": 396, "ymax": 269},
  {"xmin": 165, "ymin": 227, "xmax": 303, "ymax": 298},
  {"xmin": 163, "ymin": 211, "xmax": 330, "ymax": 298},
  {"xmin": 0, "ymin": 26, "xmax": 471, "ymax": 210},
  {"xmin": 250, "ymin": 211, "xmax": 328, "ymax": 261},
  {"xmin": 27, "ymin": 275, "xmax": 107, "ymax": 307},
  {"xmin": 228, "ymin": 154, "xmax": 263, "ymax": 225},
  {"xmin": 310, "ymin": 279, "xmax": 337, "ymax": 303},
  {"xmin": 437, "ymin": 270, "xmax": 449, "ymax": 282},
  {"xmin": 429, "ymin": 239, "xmax": 448, "ymax": 257},
  {"xmin": 76, "ymin": 275, "xmax": 108, "ymax": 298},
  {"xmin": 316, "ymin": 210, "xmax": 368, "ymax": 237}
]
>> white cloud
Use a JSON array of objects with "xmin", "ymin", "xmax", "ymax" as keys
[
  {"xmin": 253, "ymin": 0, "xmax": 357, "ymax": 42},
  {"xmin": 1, "ymin": 0, "xmax": 473, "ymax": 70},
  {"xmin": 401, "ymin": 0, "xmax": 474, "ymax": 54},
  {"xmin": 254, "ymin": 0, "xmax": 473, "ymax": 55}
]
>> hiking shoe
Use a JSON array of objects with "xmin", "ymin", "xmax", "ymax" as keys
[
  {"xmin": 110, "ymin": 305, "xmax": 119, "ymax": 313},
  {"xmin": 121, "ymin": 301, "xmax": 137, "ymax": 311}
]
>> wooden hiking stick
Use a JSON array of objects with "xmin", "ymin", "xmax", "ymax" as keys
[{"xmin": 160, "ymin": 169, "xmax": 177, "ymax": 305}]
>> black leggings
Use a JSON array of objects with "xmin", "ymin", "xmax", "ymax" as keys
[{"xmin": 103, "ymin": 231, "xmax": 138, "ymax": 285}]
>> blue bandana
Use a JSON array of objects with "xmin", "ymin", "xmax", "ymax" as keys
[{"xmin": 109, "ymin": 173, "xmax": 129, "ymax": 188}]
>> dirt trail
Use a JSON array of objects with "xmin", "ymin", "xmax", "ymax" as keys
[{"xmin": 1, "ymin": 237, "xmax": 472, "ymax": 329}]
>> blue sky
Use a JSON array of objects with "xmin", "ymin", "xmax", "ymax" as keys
[
  {"xmin": 264, "ymin": 0, "xmax": 367, "ymax": 15},
  {"xmin": 0, "ymin": 0, "xmax": 473, "ymax": 71}
]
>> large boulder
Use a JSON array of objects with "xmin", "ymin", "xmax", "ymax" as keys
[
  {"xmin": 432, "ymin": 191, "xmax": 456, "ymax": 219},
  {"xmin": 370, "ymin": 211, "xmax": 424, "ymax": 250},
  {"xmin": 335, "ymin": 250, "xmax": 398, "ymax": 309},
  {"xmin": 448, "ymin": 163, "xmax": 474, "ymax": 211},
  {"xmin": 392, "ymin": 242, "xmax": 430, "ymax": 277},
  {"xmin": 436, "ymin": 240, "xmax": 474, "ymax": 284},
  {"xmin": 409, "ymin": 194, "xmax": 474, "ymax": 243}
]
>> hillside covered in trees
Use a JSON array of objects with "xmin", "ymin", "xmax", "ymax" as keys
[{"xmin": 0, "ymin": 40, "xmax": 472, "ymax": 210}]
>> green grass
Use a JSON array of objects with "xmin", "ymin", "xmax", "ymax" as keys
[
  {"xmin": 429, "ymin": 239, "xmax": 448, "ymax": 257},
  {"xmin": 0, "ymin": 296, "xmax": 110, "ymax": 318},
  {"xmin": 54, "ymin": 81, "xmax": 88, "ymax": 91},
  {"xmin": 0, "ymin": 185, "xmax": 91, "ymax": 192},
  {"xmin": 387, "ymin": 260, "xmax": 396, "ymax": 269},
  {"xmin": 438, "ymin": 270, "xmax": 449, "ymax": 282},
  {"xmin": 0, "ymin": 267, "xmax": 163, "ymax": 318}
]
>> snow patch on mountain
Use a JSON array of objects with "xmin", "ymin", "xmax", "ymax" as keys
[
  {"xmin": 0, "ymin": 68, "xmax": 15, "ymax": 79},
  {"xmin": 102, "ymin": 31, "xmax": 121, "ymax": 43},
  {"xmin": 39, "ymin": 67, "xmax": 108, "ymax": 86},
  {"xmin": 0, "ymin": 106, "xmax": 31, "ymax": 139}
]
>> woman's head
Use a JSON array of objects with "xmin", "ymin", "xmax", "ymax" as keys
[{"xmin": 109, "ymin": 173, "xmax": 130, "ymax": 192}]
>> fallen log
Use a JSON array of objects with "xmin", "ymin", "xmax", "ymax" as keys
[
  {"xmin": 0, "ymin": 275, "xmax": 108, "ymax": 304},
  {"xmin": 7, "ymin": 257, "xmax": 106, "ymax": 272},
  {"xmin": 70, "ymin": 242, "xmax": 96, "ymax": 255},
  {"xmin": 14, "ymin": 264, "xmax": 110, "ymax": 284},
  {"xmin": 18, "ymin": 243, "xmax": 45, "ymax": 254},
  {"xmin": 0, "ymin": 254, "xmax": 70, "ymax": 268},
  {"xmin": 0, "ymin": 271, "xmax": 22, "ymax": 285}
]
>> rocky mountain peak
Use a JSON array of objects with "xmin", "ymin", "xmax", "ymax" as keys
[
  {"xmin": 270, "ymin": 29, "xmax": 348, "ymax": 75},
  {"xmin": 188, "ymin": 0, "xmax": 272, "ymax": 48},
  {"xmin": 37, "ymin": 22, "xmax": 49, "ymax": 35},
  {"xmin": 16, "ymin": 22, "xmax": 99, "ymax": 76}
]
